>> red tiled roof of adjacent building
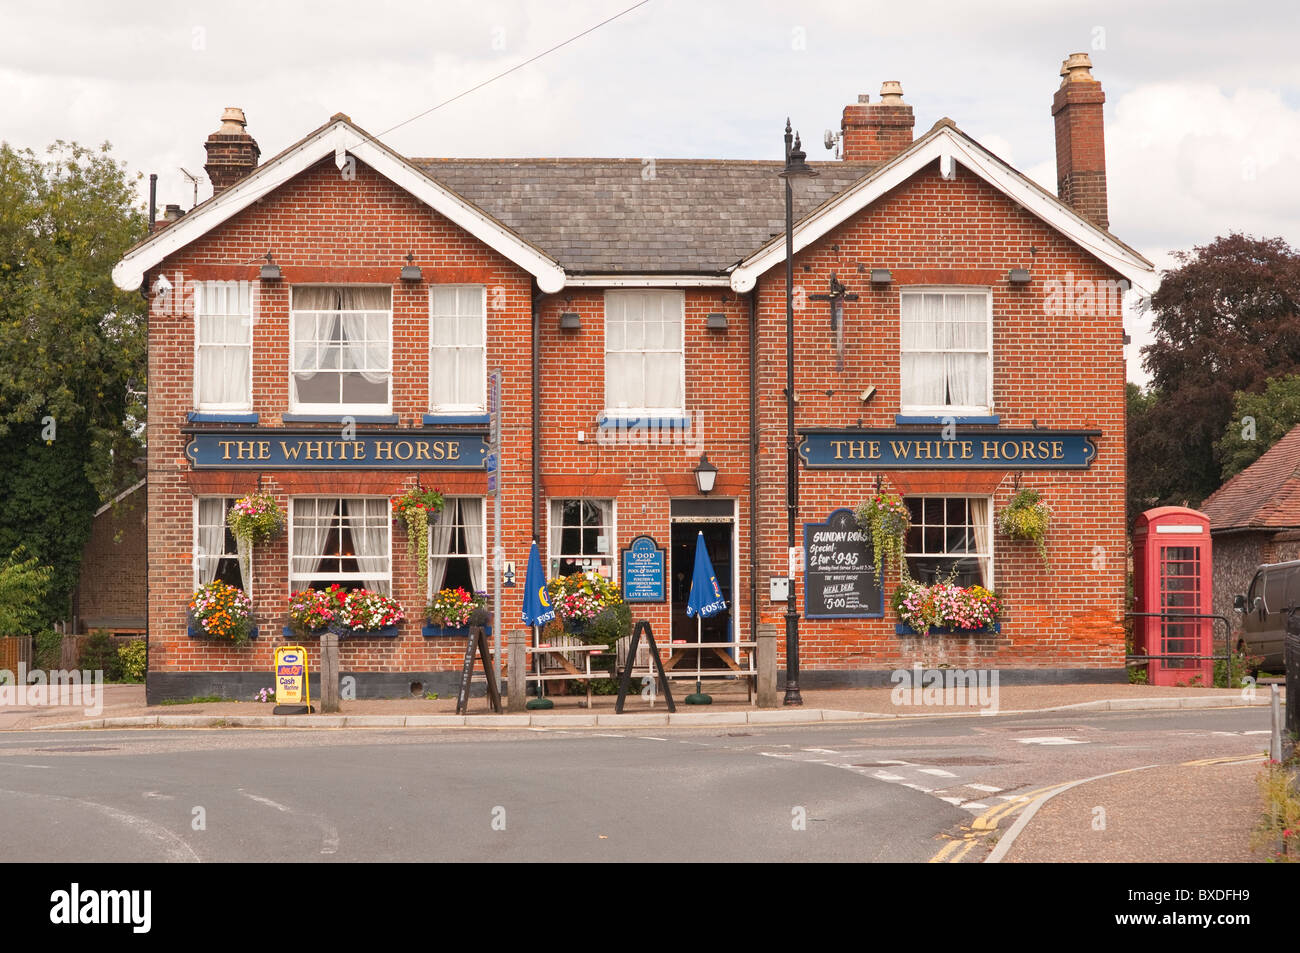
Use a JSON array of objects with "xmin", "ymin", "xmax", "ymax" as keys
[{"xmin": 1201, "ymin": 424, "xmax": 1300, "ymax": 531}]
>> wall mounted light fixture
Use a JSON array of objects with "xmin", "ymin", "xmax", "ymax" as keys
[
  {"xmin": 400, "ymin": 252, "xmax": 423, "ymax": 282},
  {"xmin": 259, "ymin": 252, "xmax": 281, "ymax": 281}
]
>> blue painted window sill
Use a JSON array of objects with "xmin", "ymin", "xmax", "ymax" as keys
[
  {"xmin": 281, "ymin": 625, "xmax": 401, "ymax": 639},
  {"xmin": 188, "ymin": 412, "xmax": 258, "ymax": 424},
  {"xmin": 895, "ymin": 622, "xmax": 1001, "ymax": 636},
  {"xmin": 281, "ymin": 414, "xmax": 399, "ymax": 424},
  {"xmin": 188, "ymin": 624, "xmax": 259, "ymax": 641},
  {"xmin": 894, "ymin": 414, "xmax": 1000, "ymax": 426},
  {"xmin": 597, "ymin": 414, "xmax": 691, "ymax": 430},
  {"xmin": 422, "ymin": 623, "xmax": 493, "ymax": 638},
  {"xmin": 422, "ymin": 413, "xmax": 490, "ymax": 426}
]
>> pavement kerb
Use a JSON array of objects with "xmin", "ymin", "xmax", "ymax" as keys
[
  {"xmin": 25, "ymin": 693, "xmax": 1275, "ymax": 731},
  {"xmin": 984, "ymin": 763, "xmax": 1164, "ymax": 864}
]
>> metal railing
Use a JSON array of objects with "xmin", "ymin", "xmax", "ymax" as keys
[{"xmin": 1124, "ymin": 611, "xmax": 1233, "ymax": 674}]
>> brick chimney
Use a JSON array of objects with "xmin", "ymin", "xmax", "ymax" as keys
[
  {"xmin": 1052, "ymin": 53, "xmax": 1108, "ymax": 229},
  {"xmin": 204, "ymin": 107, "xmax": 260, "ymax": 196},
  {"xmin": 841, "ymin": 81, "xmax": 914, "ymax": 163}
]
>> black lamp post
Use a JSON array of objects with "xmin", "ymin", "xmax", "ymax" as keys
[{"xmin": 779, "ymin": 120, "xmax": 816, "ymax": 706}]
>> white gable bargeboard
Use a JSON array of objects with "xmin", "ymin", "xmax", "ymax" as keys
[
  {"xmin": 727, "ymin": 124, "xmax": 1155, "ymax": 295},
  {"xmin": 111, "ymin": 119, "xmax": 566, "ymax": 294}
]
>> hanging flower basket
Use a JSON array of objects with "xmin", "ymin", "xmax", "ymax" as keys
[
  {"xmin": 854, "ymin": 492, "xmax": 911, "ymax": 579},
  {"xmin": 188, "ymin": 580, "xmax": 255, "ymax": 645},
  {"xmin": 227, "ymin": 492, "xmax": 285, "ymax": 546},
  {"xmin": 891, "ymin": 581, "xmax": 1002, "ymax": 635},
  {"xmin": 391, "ymin": 486, "xmax": 445, "ymax": 598},
  {"xmin": 998, "ymin": 487, "xmax": 1052, "ymax": 567}
]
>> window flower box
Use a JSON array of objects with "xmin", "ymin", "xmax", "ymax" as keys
[
  {"xmin": 281, "ymin": 625, "xmax": 401, "ymax": 640},
  {"xmin": 189, "ymin": 624, "xmax": 259, "ymax": 641},
  {"xmin": 421, "ymin": 623, "xmax": 493, "ymax": 638},
  {"xmin": 894, "ymin": 622, "xmax": 1001, "ymax": 636}
]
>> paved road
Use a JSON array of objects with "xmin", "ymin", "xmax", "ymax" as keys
[{"xmin": 0, "ymin": 707, "xmax": 1269, "ymax": 862}]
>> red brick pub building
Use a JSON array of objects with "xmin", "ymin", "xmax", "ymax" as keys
[{"xmin": 114, "ymin": 53, "xmax": 1153, "ymax": 701}]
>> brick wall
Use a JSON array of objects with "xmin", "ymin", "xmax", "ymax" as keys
[
  {"xmin": 74, "ymin": 485, "xmax": 147, "ymax": 631},
  {"xmin": 752, "ymin": 161, "xmax": 1127, "ymax": 671},
  {"xmin": 146, "ymin": 148, "xmax": 1130, "ymax": 687}
]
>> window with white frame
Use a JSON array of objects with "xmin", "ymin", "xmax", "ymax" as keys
[
  {"xmin": 290, "ymin": 286, "xmax": 391, "ymax": 412},
  {"xmin": 429, "ymin": 286, "xmax": 486, "ymax": 413},
  {"xmin": 899, "ymin": 289, "xmax": 992, "ymax": 414},
  {"xmin": 194, "ymin": 497, "xmax": 244, "ymax": 590},
  {"xmin": 548, "ymin": 499, "xmax": 615, "ymax": 579},
  {"xmin": 903, "ymin": 496, "xmax": 993, "ymax": 588},
  {"xmin": 604, "ymin": 290, "xmax": 684, "ymax": 414},
  {"xmin": 195, "ymin": 281, "xmax": 252, "ymax": 410},
  {"xmin": 290, "ymin": 498, "xmax": 391, "ymax": 594},
  {"xmin": 428, "ymin": 497, "xmax": 487, "ymax": 597}
]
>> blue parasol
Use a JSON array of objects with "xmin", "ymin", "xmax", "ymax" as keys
[
  {"xmin": 521, "ymin": 539, "xmax": 555, "ymax": 709},
  {"xmin": 685, "ymin": 531, "xmax": 727, "ymax": 704}
]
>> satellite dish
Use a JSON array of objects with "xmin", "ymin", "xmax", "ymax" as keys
[{"xmin": 823, "ymin": 129, "xmax": 836, "ymax": 150}]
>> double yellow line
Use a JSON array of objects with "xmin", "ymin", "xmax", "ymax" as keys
[{"xmin": 929, "ymin": 783, "xmax": 1067, "ymax": 863}]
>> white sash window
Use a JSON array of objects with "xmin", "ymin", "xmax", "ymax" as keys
[
  {"xmin": 903, "ymin": 496, "xmax": 993, "ymax": 589},
  {"xmin": 426, "ymin": 497, "xmax": 487, "ymax": 597},
  {"xmin": 429, "ymin": 286, "xmax": 486, "ymax": 413},
  {"xmin": 290, "ymin": 286, "xmax": 391, "ymax": 413},
  {"xmin": 289, "ymin": 498, "xmax": 391, "ymax": 594},
  {"xmin": 548, "ymin": 498, "xmax": 616, "ymax": 579},
  {"xmin": 900, "ymin": 289, "xmax": 993, "ymax": 415},
  {"xmin": 604, "ymin": 290, "xmax": 684, "ymax": 415},
  {"xmin": 195, "ymin": 281, "xmax": 252, "ymax": 410}
]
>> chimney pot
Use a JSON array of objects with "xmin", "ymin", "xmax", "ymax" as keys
[{"xmin": 878, "ymin": 81, "xmax": 905, "ymax": 105}]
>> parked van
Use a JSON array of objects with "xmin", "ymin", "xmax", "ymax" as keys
[{"xmin": 1233, "ymin": 560, "xmax": 1300, "ymax": 668}]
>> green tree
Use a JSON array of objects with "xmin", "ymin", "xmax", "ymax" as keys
[
  {"xmin": 1215, "ymin": 374, "xmax": 1300, "ymax": 481},
  {"xmin": 0, "ymin": 141, "xmax": 146, "ymax": 625},
  {"xmin": 1138, "ymin": 233, "xmax": 1300, "ymax": 505},
  {"xmin": 0, "ymin": 547, "xmax": 54, "ymax": 636},
  {"xmin": 1126, "ymin": 382, "xmax": 1164, "ymax": 525}
]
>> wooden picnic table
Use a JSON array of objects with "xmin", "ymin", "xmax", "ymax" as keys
[{"xmin": 527, "ymin": 643, "xmax": 611, "ymax": 706}]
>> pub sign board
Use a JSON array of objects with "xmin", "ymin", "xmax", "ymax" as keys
[
  {"xmin": 803, "ymin": 509, "xmax": 884, "ymax": 619},
  {"xmin": 185, "ymin": 430, "xmax": 488, "ymax": 469},
  {"xmin": 798, "ymin": 429, "xmax": 1099, "ymax": 470},
  {"xmin": 621, "ymin": 535, "xmax": 666, "ymax": 603}
]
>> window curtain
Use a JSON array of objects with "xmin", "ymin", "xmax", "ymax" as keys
[
  {"xmin": 969, "ymin": 497, "xmax": 992, "ymax": 588},
  {"xmin": 900, "ymin": 293, "xmax": 946, "ymax": 407},
  {"xmin": 292, "ymin": 499, "xmax": 334, "ymax": 582},
  {"xmin": 293, "ymin": 287, "xmax": 390, "ymax": 384},
  {"xmin": 945, "ymin": 294, "xmax": 988, "ymax": 409},
  {"xmin": 346, "ymin": 498, "xmax": 390, "ymax": 594},
  {"xmin": 197, "ymin": 314, "xmax": 251, "ymax": 406},
  {"xmin": 459, "ymin": 497, "xmax": 487, "ymax": 593},
  {"xmin": 196, "ymin": 499, "xmax": 226, "ymax": 585},
  {"xmin": 548, "ymin": 500, "xmax": 567, "ymax": 569},
  {"xmin": 427, "ymin": 501, "xmax": 457, "ymax": 596}
]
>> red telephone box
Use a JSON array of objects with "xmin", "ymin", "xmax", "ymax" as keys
[{"xmin": 1132, "ymin": 507, "xmax": 1213, "ymax": 686}]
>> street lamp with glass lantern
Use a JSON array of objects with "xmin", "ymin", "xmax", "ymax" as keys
[{"xmin": 779, "ymin": 120, "xmax": 817, "ymax": 706}]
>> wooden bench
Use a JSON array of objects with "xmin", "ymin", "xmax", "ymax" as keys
[{"xmin": 615, "ymin": 637, "xmax": 759, "ymax": 702}]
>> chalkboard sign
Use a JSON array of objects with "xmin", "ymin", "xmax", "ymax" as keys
[
  {"xmin": 803, "ymin": 509, "xmax": 884, "ymax": 619},
  {"xmin": 621, "ymin": 535, "xmax": 666, "ymax": 602},
  {"xmin": 455, "ymin": 625, "xmax": 502, "ymax": 715}
]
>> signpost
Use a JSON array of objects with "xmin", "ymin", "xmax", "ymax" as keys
[
  {"xmin": 488, "ymin": 370, "xmax": 503, "ymax": 688},
  {"xmin": 621, "ymin": 535, "xmax": 666, "ymax": 602},
  {"xmin": 272, "ymin": 645, "xmax": 312, "ymax": 714},
  {"xmin": 803, "ymin": 509, "xmax": 884, "ymax": 619}
]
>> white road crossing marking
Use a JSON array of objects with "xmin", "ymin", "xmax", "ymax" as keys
[
  {"xmin": 801, "ymin": 748, "xmax": 839, "ymax": 754},
  {"xmin": 901, "ymin": 783, "xmax": 934, "ymax": 792},
  {"xmin": 960, "ymin": 802, "xmax": 989, "ymax": 810},
  {"xmin": 873, "ymin": 771, "xmax": 905, "ymax": 781},
  {"xmin": 966, "ymin": 783, "xmax": 1002, "ymax": 793},
  {"xmin": 918, "ymin": 767, "xmax": 957, "ymax": 777},
  {"xmin": 1015, "ymin": 736, "xmax": 1085, "ymax": 746},
  {"xmin": 939, "ymin": 796, "xmax": 964, "ymax": 805}
]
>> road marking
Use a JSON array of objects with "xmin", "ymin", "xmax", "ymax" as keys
[
  {"xmin": 239, "ymin": 790, "xmax": 292, "ymax": 813},
  {"xmin": 901, "ymin": 783, "xmax": 933, "ymax": 792},
  {"xmin": 1014, "ymin": 736, "xmax": 1085, "ymax": 745},
  {"xmin": 873, "ymin": 759, "xmax": 914, "ymax": 765},
  {"xmin": 918, "ymin": 768, "xmax": 957, "ymax": 777},
  {"xmin": 1242, "ymin": 730, "xmax": 1271, "ymax": 736},
  {"xmin": 873, "ymin": 771, "xmax": 905, "ymax": 781},
  {"xmin": 637, "ymin": 736, "xmax": 667, "ymax": 741},
  {"xmin": 1182, "ymin": 752, "xmax": 1267, "ymax": 767},
  {"xmin": 0, "ymin": 787, "xmax": 200, "ymax": 862},
  {"xmin": 239, "ymin": 789, "xmax": 339, "ymax": 856},
  {"xmin": 939, "ymin": 796, "xmax": 964, "ymax": 805},
  {"xmin": 801, "ymin": 747, "xmax": 839, "ymax": 754},
  {"xmin": 966, "ymin": 783, "xmax": 1002, "ymax": 793},
  {"xmin": 960, "ymin": 802, "xmax": 989, "ymax": 810}
]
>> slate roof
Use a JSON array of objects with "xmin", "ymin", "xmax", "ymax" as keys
[
  {"xmin": 412, "ymin": 158, "xmax": 878, "ymax": 274},
  {"xmin": 1201, "ymin": 425, "xmax": 1300, "ymax": 531}
]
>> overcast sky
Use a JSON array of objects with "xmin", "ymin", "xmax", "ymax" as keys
[{"xmin": 4, "ymin": 0, "xmax": 1297, "ymax": 385}]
